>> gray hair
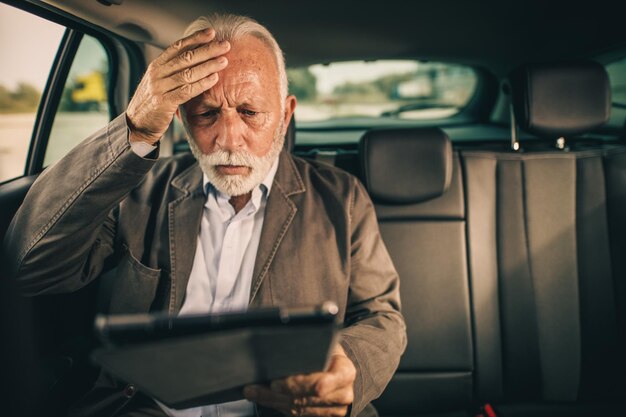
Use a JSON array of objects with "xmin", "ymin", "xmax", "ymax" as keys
[{"xmin": 183, "ymin": 13, "xmax": 288, "ymax": 102}]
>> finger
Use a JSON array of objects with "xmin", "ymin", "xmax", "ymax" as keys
[
  {"xmin": 162, "ymin": 72, "xmax": 220, "ymax": 105},
  {"xmin": 276, "ymin": 357, "xmax": 355, "ymax": 398},
  {"xmin": 244, "ymin": 384, "xmax": 291, "ymax": 404},
  {"xmin": 159, "ymin": 56, "xmax": 228, "ymax": 93},
  {"xmin": 155, "ymin": 28, "xmax": 216, "ymax": 65},
  {"xmin": 290, "ymin": 406, "xmax": 349, "ymax": 417},
  {"xmin": 244, "ymin": 385, "xmax": 292, "ymax": 415},
  {"xmin": 161, "ymin": 40, "xmax": 231, "ymax": 78},
  {"xmin": 290, "ymin": 387, "xmax": 354, "ymax": 408},
  {"xmin": 245, "ymin": 386, "xmax": 350, "ymax": 417},
  {"xmin": 271, "ymin": 373, "xmax": 324, "ymax": 396}
]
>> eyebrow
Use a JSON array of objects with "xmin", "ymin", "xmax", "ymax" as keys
[
  {"xmin": 189, "ymin": 85, "xmax": 273, "ymax": 110},
  {"xmin": 192, "ymin": 99, "xmax": 268, "ymax": 113},
  {"xmin": 237, "ymin": 101, "xmax": 262, "ymax": 108},
  {"xmin": 192, "ymin": 100, "xmax": 221, "ymax": 110}
]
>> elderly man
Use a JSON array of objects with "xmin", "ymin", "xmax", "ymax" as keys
[{"xmin": 4, "ymin": 13, "xmax": 406, "ymax": 417}]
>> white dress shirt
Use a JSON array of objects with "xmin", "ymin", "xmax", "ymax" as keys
[{"xmin": 130, "ymin": 140, "xmax": 279, "ymax": 417}]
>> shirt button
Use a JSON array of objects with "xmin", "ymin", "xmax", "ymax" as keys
[{"xmin": 123, "ymin": 384, "xmax": 137, "ymax": 398}]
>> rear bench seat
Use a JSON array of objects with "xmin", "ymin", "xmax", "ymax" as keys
[
  {"xmin": 354, "ymin": 61, "xmax": 626, "ymax": 416},
  {"xmin": 462, "ymin": 61, "xmax": 626, "ymax": 416}
]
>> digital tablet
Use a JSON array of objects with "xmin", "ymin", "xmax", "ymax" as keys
[{"xmin": 92, "ymin": 302, "xmax": 339, "ymax": 409}]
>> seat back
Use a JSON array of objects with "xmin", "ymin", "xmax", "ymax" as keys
[
  {"xmin": 464, "ymin": 61, "xmax": 626, "ymax": 410},
  {"xmin": 360, "ymin": 61, "xmax": 626, "ymax": 416},
  {"xmin": 462, "ymin": 148, "xmax": 626, "ymax": 404},
  {"xmin": 360, "ymin": 128, "xmax": 475, "ymax": 415}
]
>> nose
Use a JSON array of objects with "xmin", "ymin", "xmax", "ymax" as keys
[{"xmin": 214, "ymin": 110, "xmax": 245, "ymax": 152}]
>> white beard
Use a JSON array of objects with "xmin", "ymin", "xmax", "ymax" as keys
[{"xmin": 186, "ymin": 122, "xmax": 284, "ymax": 196}]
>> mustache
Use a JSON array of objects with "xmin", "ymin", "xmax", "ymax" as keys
[{"xmin": 203, "ymin": 149, "xmax": 260, "ymax": 168}]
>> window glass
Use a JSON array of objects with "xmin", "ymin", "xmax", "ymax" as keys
[
  {"xmin": 606, "ymin": 58, "xmax": 626, "ymax": 106},
  {"xmin": 0, "ymin": 4, "xmax": 64, "ymax": 182},
  {"xmin": 171, "ymin": 115, "xmax": 188, "ymax": 152},
  {"xmin": 288, "ymin": 60, "xmax": 477, "ymax": 124},
  {"xmin": 45, "ymin": 35, "xmax": 110, "ymax": 166}
]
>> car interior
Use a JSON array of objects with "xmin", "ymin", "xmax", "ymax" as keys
[{"xmin": 1, "ymin": 1, "xmax": 625, "ymax": 416}]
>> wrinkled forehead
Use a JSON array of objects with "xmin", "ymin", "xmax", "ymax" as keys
[
  {"xmin": 181, "ymin": 35, "xmax": 282, "ymax": 110},
  {"xmin": 219, "ymin": 36, "xmax": 280, "ymax": 93}
]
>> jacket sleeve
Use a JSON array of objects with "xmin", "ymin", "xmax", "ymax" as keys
[
  {"xmin": 3, "ymin": 114, "xmax": 157, "ymax": 295},
  {"xmin": 339, "ymin": 178, "xmax": 407, "ymax": 416}
]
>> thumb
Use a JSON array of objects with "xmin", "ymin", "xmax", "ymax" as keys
[{"xmin": 316, "ymin": 354, "xmax": 356, "ymax": 397}]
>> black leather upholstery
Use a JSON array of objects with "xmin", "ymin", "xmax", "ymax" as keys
[
  {"xmin": 358, "ymin": 62, "xmax": 626, "ymax": 417},
  {"xmin": 461, "ymin": 149, "xmax": 626, "ymax": 410},
  {"xmin": 359, "ymin": 129, "xmax": 473, "ymax": 415},
  {"xmin": 509, "ymin": 61, "xmax": 611, "ymax": 137},
  {"xmin": 462, "ymin": 61, "xmax": 625, "ymax": 413},
  {"xmin": 360, "ymin": 128, "xmax": 453, "ymax": 204}
]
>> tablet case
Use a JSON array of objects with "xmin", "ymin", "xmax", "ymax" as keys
[{"xmin": 92, "ymin": 305, "xmax": 337, "ymax": 409}]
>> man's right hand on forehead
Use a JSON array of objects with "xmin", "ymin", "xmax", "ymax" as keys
[{"xmin": 125, "ymin": 28, "xmax": 230, "ymax": 146}]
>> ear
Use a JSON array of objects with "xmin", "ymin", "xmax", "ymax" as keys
[
  {"xmin": 282, "ymin": 95, "xmax": 297, "ymax": 135},
  {"xmin": 175, "ymin": 107, "xmax": 182, "ymax": 122}
]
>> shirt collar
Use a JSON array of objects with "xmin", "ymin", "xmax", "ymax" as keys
[{"xmin": 203, "ymin": 156, "xmax": 280, "ymax": 201}]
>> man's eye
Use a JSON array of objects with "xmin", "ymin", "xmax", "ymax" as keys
[
  {"xmin": 240, "ymin": 109, "xmax": 257, "ymax": 117},
  {"xmin": 197, "ymin": 110, "xmax": 219, "ymax": 118}
]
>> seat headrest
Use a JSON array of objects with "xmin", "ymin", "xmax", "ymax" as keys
[
  {"xmin": 360, "ymin": 128, "xmax": 453, "ymax": 204},
  {"xmin": 509, "ymin": 61, "xmax": 611, "ymax": 138},
  {"xmin": 284, "ymin": 115, "xmax": 295, "ymax": 152}
]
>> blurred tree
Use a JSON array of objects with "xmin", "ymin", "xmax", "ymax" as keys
[
  {"xmin": 373, "ymin": 72, "xmax": 416, "ymax": 96},
  {"xmin": 13, "ymin": 83, "xmax": 41, "ymax": 109},
  {"xmin": 0, "ymin": 85, "xmax": 13, "ymax": 111},
  {"xmin": 288, "ymin": 68, "xmax": 317, "ymax": 101},
  {"xmin": 334, "ymin": 81, "xmax": 380, "ymax": 96},
  {"xmin": 0, "ymin": 82, "xmax": 41, "ymax": 113},
  {"xmin": 332, "ymin": 72, "xmax": 417, "ymax": 103},
  {"xmin": 58, "ymin": 84, "xmax": 78, "ymax": 112}
]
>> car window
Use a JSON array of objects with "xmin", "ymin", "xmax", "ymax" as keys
[
  {"xmin": 606, "ymin": 58, "xmax": 626, "ymax": 106},
  {"xmin": 604, "ymin": 58, "xmax": 626, "ymax": 131},
  {"xmin": 45, "ymin": 35, "xmax": 111, "ymax": 167},
  {"xmin": 288, "ymin": 60, "xmax": 477, "ymax": 125},
  {"xmin": 0, "ymin": 3, "xmax": 64, "ymax": 182}
]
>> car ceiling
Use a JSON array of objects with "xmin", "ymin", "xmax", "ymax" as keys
[{"xmin": 38, "ymin": 0, "xmax": 626, "ymax": 75}]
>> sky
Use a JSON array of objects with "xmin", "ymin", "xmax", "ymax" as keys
[
  {"xmin": 0, "ymin": 4, "xmax": 64, "ymax": 90},
  {"xmin": 0, "ymin": 3, "xmax": 106, "ymax": 92}
]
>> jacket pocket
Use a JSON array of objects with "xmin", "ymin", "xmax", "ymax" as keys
[{"xmin": 107, "ymin": 245, "xmax": 161, "ymax": 314}]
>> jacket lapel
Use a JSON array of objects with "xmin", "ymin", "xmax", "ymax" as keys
[
  {"xmin": 168, "ymin": 163, "xmax": 204, "ymax": 314},
  {"xmin": 249, "ymin": 151, "xmax": 306, "ymax": 304}
]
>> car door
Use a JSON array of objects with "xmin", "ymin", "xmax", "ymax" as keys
[
  {"xmin": 0, "ymin": 2, "xmax": 132, "ymax": 241},
  {"xmin": 0, "ymin": 1, "xmax": 142, "ymax": 414}
]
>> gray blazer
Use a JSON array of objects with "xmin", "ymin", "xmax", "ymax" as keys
[{"xmin": 5, "ymin": 114, "xmax": 406, "ymax": 417}]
